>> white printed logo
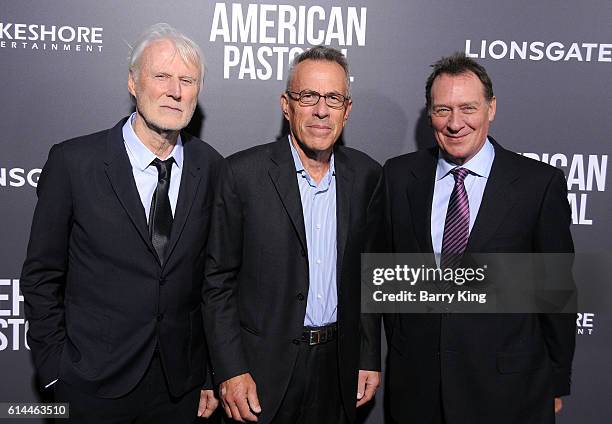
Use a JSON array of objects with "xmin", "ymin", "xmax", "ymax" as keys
[
  {"xmin": 465, "ymin": 40, "xmax": 612, "ymax": 63},
  {"xmin": 0, "ymin": 279, "xmax": 29, "ymax": 352},
  {"xmin": 209, "ymin": 3, "xmax": 367, "ymax": 80},
  {"xmin": 576, "ymin": 312, "xmax": 595, "ymax": 336},
  {"xmin": 0, "ymin": 167, "xmax": 41, "ymax": 188},
  {"xmin": 0, "ymin": 22, "xmax": 103, "ymax": 53},
  {"xmin": 521, "ymin": 153, "xmax": 608, "ymax": 225}
]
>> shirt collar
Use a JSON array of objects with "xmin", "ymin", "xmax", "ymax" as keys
[
  {"xmin": 122, "ymin": 112, "xmax": 183, "ymax": 171},
  {"xmin": 288, "ymin": 135, "xmax": 335, "ymax": 186},
  {"xmin": 436, "ymin": 137, "xmax": 495, "ymax": 181}
]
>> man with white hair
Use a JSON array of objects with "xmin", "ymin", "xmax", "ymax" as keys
[{"xmin": 21, "ymin": 23, "xmax": 221, "ymax": 422}]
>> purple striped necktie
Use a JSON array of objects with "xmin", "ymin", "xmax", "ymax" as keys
[{"xmin": 441, "ymin": 167, "xmax": 470, "ymax": 269}]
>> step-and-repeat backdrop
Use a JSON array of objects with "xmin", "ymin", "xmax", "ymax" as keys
[{"xmin": 1, "ymin": 1, "xmax": 610, "ymax": 422}]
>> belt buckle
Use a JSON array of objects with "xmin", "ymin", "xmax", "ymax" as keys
[
  {"xmin": 309, "ymin": 330, "xmax": 320, "ymax": 345},
  {"xmin": 308, "ymin": 328, "xmax": 332, "ymax": 345}
]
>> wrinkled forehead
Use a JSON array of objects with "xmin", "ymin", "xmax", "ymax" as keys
[
  {"xmin": 291, "ymin": 59, "xmax": 348, "ymax": 92},
  {"xmin": 140, "ymin": 39, "xmax": 201, "ymax": 77}
]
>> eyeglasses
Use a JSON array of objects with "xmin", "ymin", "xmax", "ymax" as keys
[{"xmin": 285, "ymin": 90, "xmax": 349, "ymax": 109}]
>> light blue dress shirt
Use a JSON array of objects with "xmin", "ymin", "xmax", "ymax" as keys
[
  {"xmin": 431, "ymin": 139, "xmax": 495, "ymax": 266},
  {"xmin": 122, "ymin": 113, "xmax": 183, "ymax": 221},
  {"xmin": 44, "ymin": 115, "xmax": 184, "ymax": 389},
  {"xmin": 289, "ymin": 138, "xmax": 338, "ymax": 327}
]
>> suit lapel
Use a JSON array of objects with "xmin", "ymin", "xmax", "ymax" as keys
[
  {"xmin": 163, "ymin": 135, "xmax": 204, "ymax": 266},
  {"xmin": 267, "ymin": 140, "xmax": 308, "ymax": 253},
  {"xmin": 334, "ymin": 148, "xmax": 354, "ymax": 277},
  {"xmin": 466, "ymin": 140, "xmax": 520, "ymax": 252},
  {"xmin": 409, "ymin": 149, "xmax": 437, "ymax": 254},
  {"xmin": 103, "ymin": 119, "xmax": 157, "ymax": 261}
]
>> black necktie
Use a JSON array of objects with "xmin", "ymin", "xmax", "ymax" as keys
[{"xmin": 149, "ymin": 158, "xmax": 174, "ymax": 264}]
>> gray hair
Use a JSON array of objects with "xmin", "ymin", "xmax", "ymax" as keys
[
  {"xmin": 286, "ymin": 46, "xmax": 351, "ymax": 97},
  {"xmin": 129, "ymin": 23, "xmax": 205, "ymax": 83}
]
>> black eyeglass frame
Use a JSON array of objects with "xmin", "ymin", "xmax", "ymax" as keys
[{"xmin": 285, "ymin": 90, "xmax": 350, "ymax": 109}]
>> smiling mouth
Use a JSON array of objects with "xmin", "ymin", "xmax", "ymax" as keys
[{"xmin": 445, "ymin": 134, "xmax": 469, "ymax": 140}]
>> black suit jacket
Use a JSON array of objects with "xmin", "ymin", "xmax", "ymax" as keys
[
  {"xmin": 20, "ymin": 118, "xmax": 222, "ymax": 398},
  {"xmin": 204, "ymin": 139, "xmax": 382, "ymax": 423},
  {"xmin": 382, "ymin": 139, "xmax": 575, "ymax": 424}
]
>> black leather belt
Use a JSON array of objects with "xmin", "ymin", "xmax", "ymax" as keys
[{"xmin": 301, "ymin": 323, "xmax": 337, "ymax": 345}]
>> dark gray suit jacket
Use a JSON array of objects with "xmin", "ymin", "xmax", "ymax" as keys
[
  {"xmin": 204, "ymin": 139, "xmax": 382, "ymax": 423},
  {"xmin": 382, "ymin": 139, "xmax": 575, "ymax": 424},
  {"xmin": 21, "ymin": 118, "xmax": 222, "ymax": 398}
]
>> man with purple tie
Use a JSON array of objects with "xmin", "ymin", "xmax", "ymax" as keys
[{"xmin": 381, "ymin": 53, "xmax": 575, "ymax": 424}]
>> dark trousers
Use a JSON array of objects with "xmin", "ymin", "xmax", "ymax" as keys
[
  {"xmin": 54, "ymin": 354, "xmax": 200, "ymax": 424},
  {"xmin": 428, "ymin": 384, "xmax": 446, "ymax": 424},
  {"xmin": 271, "ymin": 338, "xmax": 346, "ymax": 424}
]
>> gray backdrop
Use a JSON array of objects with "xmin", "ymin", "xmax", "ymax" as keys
[{"xmin": 1, "ymin": 1, "xmax": 610, "ymax": 422}]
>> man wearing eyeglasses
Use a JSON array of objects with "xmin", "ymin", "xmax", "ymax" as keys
[{"xmin": 204, "ymin": 46, "xmax": 382, "ymax": 423}]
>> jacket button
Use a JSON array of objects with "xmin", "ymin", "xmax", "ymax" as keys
[
  {"xmin": 300, "ymin": 249, "xmax": 306, "ymax": 257},
  {"xmin": 292, "ymin": 339, "xmax": 300, "ymax": 345},
  {"xmin": 297, "ymin": 293, "xmax": 305, "ymax": 301},
  {"xmin": 157, "ymin": 314, "xmax": 164, "ymax": 322},
  {"xmin": 159, "ymin": 277, "xmax": 166, "ymax": 286}
]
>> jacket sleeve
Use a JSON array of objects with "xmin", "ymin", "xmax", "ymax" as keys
[
  {"xmin": 535, "ymin": 168, "xmax": 576, "ymax": 397},
  {"xmin": 359, "ymin": 169, "xmax": 385, "ymax": 371},
  {"xmin": 202, "ymin": 159, "xmax": 250, "ymax": 385},
  {"xmin": 20, "ymin": 144, "xmax": 72, "ymax": 388}
]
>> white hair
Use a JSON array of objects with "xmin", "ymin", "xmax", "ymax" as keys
[{"xmin": 129, "ymin": 23, "xmax": 205, "ymax": 83}]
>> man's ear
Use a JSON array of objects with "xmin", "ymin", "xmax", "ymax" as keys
[
  {"xmin": 342, "ymin": 99, "xmax": 353, "ymax": 127},
  {"xmin": 488, "ymin": 96, "xmax": 497, "ymax": 122},
  {"xmin": 128, "ymin": 70, "xmax": 136, "ymax": 97},
  {"xmin": 280, "ymin": 94, "xmax": 290, "ymax": 119}
]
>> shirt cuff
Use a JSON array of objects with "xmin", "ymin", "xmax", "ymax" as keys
[{"xmin": 44, "ymin": 379, "xmax": 58, "ymax": 389}]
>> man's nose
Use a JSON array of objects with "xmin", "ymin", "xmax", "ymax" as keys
[
  {"xmin": 447, "ymin": 111, "xmax": 464, "ymax": 132},
  {"xmin": 312, "ymin": 96, "xmax": 330, "ymax": 118},
  {"xmin": 166, "ymin": 78, "xmax": 182, "ymax": 100}
]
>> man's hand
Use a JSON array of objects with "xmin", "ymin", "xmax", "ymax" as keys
[
  {"xmin": 197, "ymin": 389, "xmax": 219, "ymax": 418},
  {"xmin": 356, "ymin": 370, "xmax": 381, "ymax": 407},
  {"xmin": 219, "ymin": 373, "xmax": 261, "ymax": 422},
  {"xmin": 555, "ymin": 397, "xmax": 563, "ymax": 414}
]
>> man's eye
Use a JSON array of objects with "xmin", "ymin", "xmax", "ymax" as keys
[
  {"xmin": 461, "ymin": 106, "xmax": 477, "ymax": 113},
  {"xmin": 301, "ymin": 93, "xmax": 316, "ymax": 100}
]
